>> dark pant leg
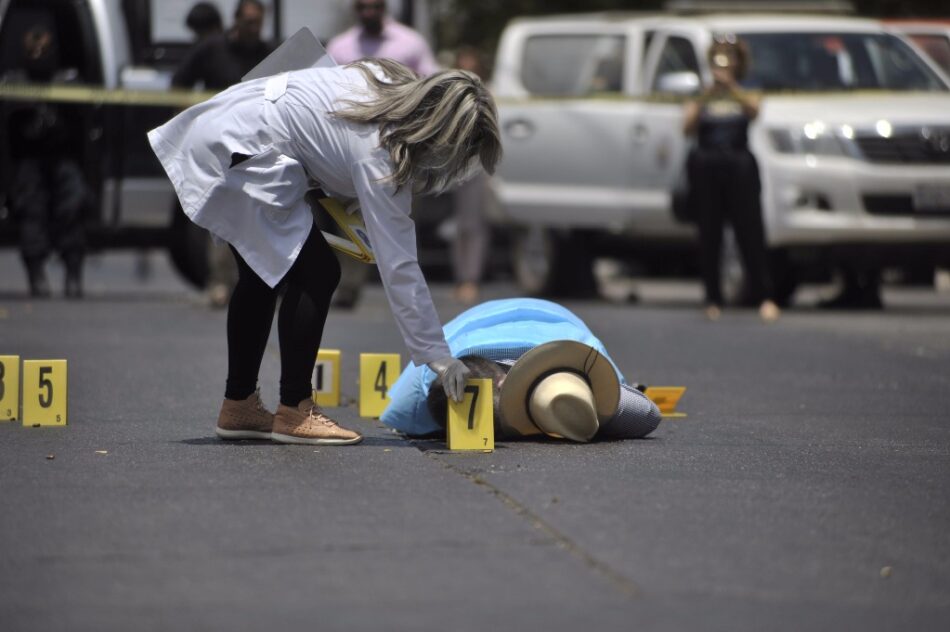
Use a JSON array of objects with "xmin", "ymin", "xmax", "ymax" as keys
[
  {"xmin": 12, "ymin": 159, "xmax": 51, "ymax": 265},
  {"xmin": 689, "ymin": 151, "xmax": 726, "ymax": 306},
  {"xmin": 225, "ymin": 246, "xmax": 280, "ymax": 400},
  {"xmin": 49, "ymin": 158, "xmax": 88, "ymax": 268},
  {"xmin": 725, "ymin": 152, "xmax": 773, "ymax": 303},
  {"xmin": 277, "ymin": 225, "xmax": 342, "ymax": 407}
]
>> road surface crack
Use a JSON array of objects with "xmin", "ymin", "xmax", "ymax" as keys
[{"xmin": 421, "ymin": 449, "xmax": 641, "ymax": 599}]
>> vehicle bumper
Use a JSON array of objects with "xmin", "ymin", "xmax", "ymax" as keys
[{"xmin": 762, "ymin": 154, "xmax": 950, "ymax": 247}]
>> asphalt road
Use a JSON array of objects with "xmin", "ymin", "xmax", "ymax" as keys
[{"xmin": 1, "ymin": 252, "xmax": 949, "ymax": 631}]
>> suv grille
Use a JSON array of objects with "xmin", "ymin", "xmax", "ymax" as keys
[
  {"xmin": 863, "ymin": 194, "xmax": 950, "ymax": 217},
  {"xmin": 855, "ymin": 128, "xmax": 950, "ymax": 165}
]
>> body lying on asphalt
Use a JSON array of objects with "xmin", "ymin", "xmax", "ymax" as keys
[{"xmin": 381, "ymin": 298, "xmax": 662, "ymax": 442}]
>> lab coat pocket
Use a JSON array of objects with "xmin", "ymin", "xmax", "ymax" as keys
[{"xmin": 226, "ymin": 145, "xmax": 309, "ymax": 220}]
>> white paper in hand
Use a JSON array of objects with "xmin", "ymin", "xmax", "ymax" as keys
[{"xmin": 242, "ymin": 27, "xmax": 336, "ymax": 82}]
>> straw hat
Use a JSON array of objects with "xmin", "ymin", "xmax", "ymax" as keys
[{"xmin": 499, "ymin": 340, "xmax": 621, "ymax": 442}]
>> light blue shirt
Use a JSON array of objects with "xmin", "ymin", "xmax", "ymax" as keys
[{"xmin": 381, "ymin": 298, "xmax": 623, "ymax": 436}]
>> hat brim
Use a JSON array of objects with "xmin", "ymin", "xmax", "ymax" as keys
[{"xmin": 499, "ymin": 340, "xmax": 621, "ymax": 437}]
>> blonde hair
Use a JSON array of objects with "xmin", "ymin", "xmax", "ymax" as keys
[{"xmin": 333, "ymin": 58, "xmax": 502, "ymax": 195}]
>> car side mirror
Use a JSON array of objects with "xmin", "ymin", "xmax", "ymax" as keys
[{"xmin": 655, "ymin": 71, "xmax": 701, "ymax": 96}]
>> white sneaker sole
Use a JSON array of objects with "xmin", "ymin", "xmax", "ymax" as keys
[
  {"xmin": 215, "ymin": 428, "xmax": 273, "ymax": 440},
  {"xmin": 270, "ymin": 432, "xmax": 363, "ymax": 446}
]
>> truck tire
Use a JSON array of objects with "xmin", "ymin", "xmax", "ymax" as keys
[
  {"xmin": 168, "ymin": 204, "xmax": 210, "ymax": 289},
  {"xmin": 512, "ymin": 227, "xmax": 597, "ymax": 297},
  {"xmin": 769, "ymin": 250, "xmax": 800, "ymax": 307}
]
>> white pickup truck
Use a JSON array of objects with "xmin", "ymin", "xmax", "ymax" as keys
[{"xmin": 491, "ymin": 13, "xmax": 950, "ymax": 300}]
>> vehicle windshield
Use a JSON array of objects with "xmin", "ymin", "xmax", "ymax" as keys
[{"xmin": 737, "ymin": 32, "xmax": 948, "ymax": 92}]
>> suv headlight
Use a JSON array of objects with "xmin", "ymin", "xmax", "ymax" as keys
[{"xmin": 768, "ymin": 121, "xmax": 854, "ymax": 157}]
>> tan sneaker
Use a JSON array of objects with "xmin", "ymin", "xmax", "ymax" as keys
[
  {"xmin": 216, "ymin": 390, "xmax": 274, "ymax": 439},
  {"xmin": 272, "ymin": 399, "xmax": 362, "ymax": 445}
]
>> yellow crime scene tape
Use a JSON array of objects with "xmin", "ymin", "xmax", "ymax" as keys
[
  {"xmin": 495, "ymin": 89, "xmax": 929, "ymax": 106},
  {"xmin": 4, "ymin": 82, "xmax": 913, "ymax": 109},
  {"xmin": 0, "ymin": 82, "xmax": 216, "ymax": 108}
]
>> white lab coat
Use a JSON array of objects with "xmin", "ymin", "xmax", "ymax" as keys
[{"xmin": 148, "ymin": 65, "xmax": 450, "ymax": 365}]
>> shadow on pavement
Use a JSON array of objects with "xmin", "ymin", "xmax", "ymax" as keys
[{"xmin": 178, "ymin": 435, "xmax": 415, "ymax": 448}]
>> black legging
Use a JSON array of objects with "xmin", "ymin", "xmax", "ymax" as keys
[
  {"xmin": 687, "ymin": 148, "xmax": 773, "ymax": 306},
  {"xmin": 224, "ymin": 224, "xmax": 342, "ymax": 406}
]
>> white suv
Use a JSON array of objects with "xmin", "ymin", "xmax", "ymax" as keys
[{"xmin": 491, "ymin": 13, "xmax": 950, "ymax": 299}]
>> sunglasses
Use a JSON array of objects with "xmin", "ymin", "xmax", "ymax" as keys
[{"xmin": 712, "ymin": 33, "xmax": 738, "ymax": 45}]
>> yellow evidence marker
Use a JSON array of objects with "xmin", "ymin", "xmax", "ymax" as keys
[
  {"xmin": 22, "ymin": 360, "xmax": 68, "ymax": 427},
  {"xmin": 313, "ymin": 349, "xmax": 341, "ymax": 407},
  {"xmin": 644, "ymin": 386, "xmax": 687, "ymax": 419},
  {"xmin": 0, "ymin": 355, "xmax": 20, "ymax": 421},
  {"xmin": 359, "ymin": 353, "xmax": 400, "ymax": 418},
  {"xmin": 447, "ymin": 378, "xmax": 494, "ymax": 452}
]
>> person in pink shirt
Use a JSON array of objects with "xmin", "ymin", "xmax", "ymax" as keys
[
  {"xmin": 325, "ymin": 1, "xmax": 441, "ymax": 308},
  {"xmin": 327, "ymin": 0, "xmax": 439, "ymax": 76}
]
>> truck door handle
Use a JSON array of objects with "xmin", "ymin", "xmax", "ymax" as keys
[{"xmin": 504, "ymin": 119, "xmax": 535, "ymax": 140}]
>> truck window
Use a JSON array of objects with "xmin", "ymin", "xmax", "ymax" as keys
[
  {"xmin": 521, "ymin": 34, "xmax": 625, "ymax": 96},
  {"xmin": 650, "ymin": 35, "xmax": 700, "ymax": 92},
  {"xmin": 739, "ymin": 32, "xmax": 947, "ymax": 92},
  {"xmin": 904, "ymin": 33, "xmax": 950, "ymax": 76}
]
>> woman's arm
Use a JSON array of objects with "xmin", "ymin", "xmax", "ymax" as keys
[
  {"xmin": 682, "ymin": 99, "xmax": 701, "ymax": 136},
  {"xmin": 351, "ymin": 158, "xmax": 452, "ymax": 366}
]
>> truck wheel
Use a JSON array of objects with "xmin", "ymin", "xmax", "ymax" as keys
[
  {"xmin": 512, "ymin": 227, "xmax": 596, "ymax": 297},
  {"xmin": 769, "ymin": 250, "xmax": 800, "ymax": 307},
  {"xmin": 168, "ymin": 205, "xmax": 210, "ymax": 289}
]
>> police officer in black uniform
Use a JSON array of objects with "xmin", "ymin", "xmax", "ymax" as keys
[{"xmin": 7, "ymin": 24, "xmax": 88, "ymax": 298}]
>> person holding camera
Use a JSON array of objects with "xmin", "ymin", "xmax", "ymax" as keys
[{"xmin": 683, "ymin": 34, "xmax": 779, "ymax": 323}]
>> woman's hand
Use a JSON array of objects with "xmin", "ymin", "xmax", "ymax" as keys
[
  {"xmin": 427, "ymin": 356, "xmax": 472, "ymax": 402},
  {"xmin": 711, "ymin": 68, "xmax": 760, "ymax": 120}
]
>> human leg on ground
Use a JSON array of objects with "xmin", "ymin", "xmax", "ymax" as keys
[
  {"xmin": 690, "ymin": 152, "xmax": 726, "ymax": 318},
  {"xmin": 216, "ymin": 245, "xmax": 280, "ymax": 439},
  {"xmin": 12, "ymin": 159, "xmax": 52, "ymax": 297},
  {"xmin": 51, "ymin": 158, "xmax": 88, "ymax": 298},
  {"xmin": 276, "ymin": 226, "xmax": 341, "ymax": 407},
  {"xmin": 270, "ymin": 225, "xmax": 361, "ymax": 445},
  {"xmin": 451, "ymin": 173, "xmax": 489, "ymax": 305},
  {"xmin": 725, "ymin": 152, "xmax": 779, "ymax": 321},
  {"xmin": 225, "ymin": 246, "xmax": 280, "ymax": 399}
]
